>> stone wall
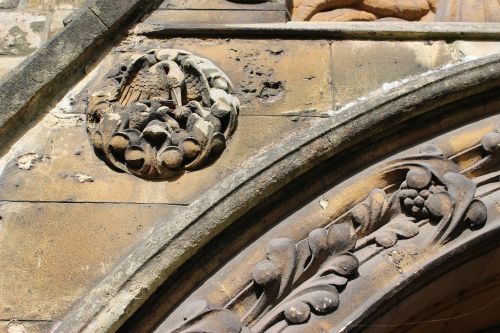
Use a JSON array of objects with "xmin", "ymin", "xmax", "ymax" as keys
[
  {"xmin": 0, "ymin": 0, "xmax": 85, "ymax": 79},
  {"xmin": 0, "ymin": 1, "xmax": 499, "ymax": 332}
]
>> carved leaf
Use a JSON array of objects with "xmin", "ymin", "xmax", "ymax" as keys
[
  {"xmin": 284, "ymin": 286, "xmax": 340, "ymax": 320},
  {"xmin": 372, "ymin": 214, "xmax": 418, "ymax": 248},
  {"xmin": 169, "ymin": 300, "xmax": 249, "ymax": 333},
  {"xmin": 351, "ymin": 188, "xmax": 389, "ymax": 234},
  {"xmin": 317, "ymin": 253, "xmax": 359, "ymax": 277},
  {"xmin": 247, "ymin": 224, "xmax": 357, "ymax": 331}
]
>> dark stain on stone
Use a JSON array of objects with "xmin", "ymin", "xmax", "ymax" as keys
[
  {"xmin": 30, "ymin": 21, "xmax": 46, "ymax": 33},
  {"xmin": 266, "ymin": 47, "xmax": 284, "ymax": 56},
  {"xmin": 0, "ymin": 26, "xmax": 36, "ymax": 56},
  {"xmin": 259, "ymin": 81, "xmax": 284, "ymax": 103}
]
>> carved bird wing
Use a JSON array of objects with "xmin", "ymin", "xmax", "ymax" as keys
[
  {"xmin": 118, "ymin": 56, "xmax": 170, "ymax": 107},
  {"xmin": 183, "ymin": 63, "xmax": 211, "ymax": 107}
]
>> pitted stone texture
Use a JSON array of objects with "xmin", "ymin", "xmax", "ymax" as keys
[{"xmin": 147, "ymin": 38, "xmax": 332, "ymax": 116}]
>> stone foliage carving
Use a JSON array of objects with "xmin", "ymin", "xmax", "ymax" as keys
[
  {"xmin": 86, "ymin": 49, "xmax": 239, "ymax": 179},
  {"xmin": 291, "ymin": 0, "xmax": 500, "ymax": 22},
  {"xmin": 166, "ymin": 120, "xmax": 499, "ymax": 332}
]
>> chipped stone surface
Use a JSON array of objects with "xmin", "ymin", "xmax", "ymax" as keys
[
  {"xmin": 16, "ymin": 153, "xmax": 40, "ymax": 170},
  {"xmin": 7, "ymin": 324, "xmax": 28, "ymax": 333},
  {"xmin": 73, "ymin": 173, "xmax": 94, "ymax": 183},
  {"xmin": 0, "ymin": 113, "xmax": 325, "ymax": 204},
  {"xmin": 7, "ymin": 323, "xmax": 27, "ymax": 333},
  {"xmin": 52, "ymin": 55, "xmax": 500, "ymax": 333},
  {"xmin": 0, "ymin": 1, "xmax": 499, "ymax": 331},
  {"xmin": 319, "ymin": 198, "xmax": 328, "ymax": 209},
  {"xmin": 451, "ymin": 41, "xmax": 500, "ymax": 60}
]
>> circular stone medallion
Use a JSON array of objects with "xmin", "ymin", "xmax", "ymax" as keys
[{"xmin": 86, "ymin": 49, "xmax": 240, "ymax": 179}]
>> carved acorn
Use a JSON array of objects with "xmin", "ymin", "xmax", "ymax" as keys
[
  {"xmin": 124, "ymin": 146, "xmax": 145, "ymax": 169},
  {"xmin": 465, "ymin": 200, "xmax": 487, "ymax": 229},
  {"xmin": 180, "ymin": 138, "xmax": 202, "ymax": 159},
  {"xmin": 160, "ymin": 147, "xmax": 184, "ymax": 170}
]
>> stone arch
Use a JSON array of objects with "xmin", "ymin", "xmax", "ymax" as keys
[{"xmin": 52, "ymin": 54, "xmax": 500, "ymax": 332}]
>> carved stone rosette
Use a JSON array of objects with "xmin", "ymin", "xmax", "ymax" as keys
[
  {"xmin": 166, "ymin": 121, "xmax": 500, "ymax": 333},
  {"xmin": 86, "ymin": 49, "xmax": 240, "ymax": 179}
]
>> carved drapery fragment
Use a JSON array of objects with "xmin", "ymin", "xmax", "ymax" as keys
[
  {"xmin": 291, "ymin": 0, "xmax": 500, "ymax": 22},
  {"xmin": 166, "ymin": 120, "xmax": 499, "ymax": 332},
  {"xmin": 86, "ymin": 49, "xmax": 239, "ymax": 179}
]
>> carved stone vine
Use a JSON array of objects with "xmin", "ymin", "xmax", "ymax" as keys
[
  {"xmin": 166, "ymin": 121, "xmax": 499, "ymax": 333},
  {"xmin": 86, "ymin": 49, "xmax": 239, "ymax": 179}
]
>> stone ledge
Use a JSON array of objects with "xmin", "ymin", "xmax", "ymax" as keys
[
  {"xmin": 136, "ymin": 21, "xmax": 500, "ymax": 40},
  {"xmin": 160, "ymin": 0, "xmax": 287, "ymax": 11}
]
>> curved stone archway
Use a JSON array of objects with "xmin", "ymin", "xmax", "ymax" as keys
[{"xmin": 51, "ymin": 54, "xmax": 500, "ymax": 333}]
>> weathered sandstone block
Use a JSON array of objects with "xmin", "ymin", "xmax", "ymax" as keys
[{"xmin": 311, "ymin": 8, "xmax": 377, "ymax": 21}]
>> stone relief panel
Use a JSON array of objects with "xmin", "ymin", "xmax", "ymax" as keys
[
  {"xmin": 161, "ymin": 119, "xmax": 499, "ymax": 333},
  {"xmin": 291, "ymin": 0, "xmax": 500, "ymax": 22},
  {"xmin": 86, "ymin": 49, "xmax": 240, "ymax": 180}
]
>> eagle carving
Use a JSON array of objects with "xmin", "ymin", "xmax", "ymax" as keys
[{"xmin": 86, "ymin": 49, "xmax": 239, "ymax": 179}]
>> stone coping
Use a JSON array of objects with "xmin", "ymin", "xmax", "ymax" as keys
[
  {"xmin": 136, "ymin": 21, "xmax": 500, "ymax": 40},
  {"xmin": 53, "ymin": 55, "xmax": 500, "ymax": 333}
]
